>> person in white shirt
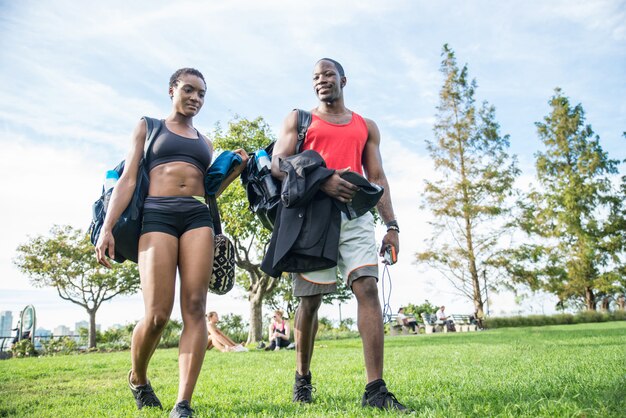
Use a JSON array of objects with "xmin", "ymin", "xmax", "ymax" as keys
[
  {"xmin": 397, "ymin": 307, "xmax": 418, "ymax": 334},
  {"xmin": 436, "ymin": 305, "xmax": 454, "ymax": 331}
]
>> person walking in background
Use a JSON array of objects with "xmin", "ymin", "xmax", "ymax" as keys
[
  {"xmin": 270, "ymin": 58, "xmax": 409, "ymax": 412},
  {"xmin": 95, "ymin": 68, "xmax": 248, "ymax": 418},
  {"xmin": 266, "ymin": 310, "xmax": 291, "ymax": 351},
  {"xmin": 206, "ymin": 312, "xmax": 247, "ymax": 352}
]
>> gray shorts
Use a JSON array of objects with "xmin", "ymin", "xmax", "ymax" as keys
[{"xmin": 293, "ymin": 211, "xmax": 379, "ymax": 297}]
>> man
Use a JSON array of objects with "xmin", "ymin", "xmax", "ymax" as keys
[
  {"xmin": 271, "ymin": 58, "xmax": 409, "ymax": 412},
  {"xmin": 397, "ymin": 307, "xmax": 419, "ymax": 334},
  {"xmin": 436, "ymin": 305, "xmax": 454, "ymax": 331}
]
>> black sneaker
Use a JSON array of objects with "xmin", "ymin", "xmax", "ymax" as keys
[
  {"xmin": 128, "ymin": 370, "xmax": 163, "ymax": 410},
  {"xmin": 292, "ymin": 371, "xmax": 315, "ymax": 404},
  {"xmin": 170, "ymin": 400, "xmax": 194, "ymax": 418},
  {"xmin": 362, "ymin": 385, "xmax": 412, "ymax": 413}
]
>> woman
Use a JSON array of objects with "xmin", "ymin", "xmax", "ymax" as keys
[
  {"xmin": 206, "ymin": 311, "xmax": 247, "ymax": 352},
  {"xmin": 266, "ymin": 310, "xmax": 291, "ymax": 351},
  {"xmin": 95, "ymin": 68, "xmax": 247, "ymax": 418}
]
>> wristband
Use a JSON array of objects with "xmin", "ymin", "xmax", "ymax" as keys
[{"xmin": 386, "ymin": 220, "xmax": 399, "ymax": 233}]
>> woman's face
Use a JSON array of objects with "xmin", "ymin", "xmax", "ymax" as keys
[{"xmin": 170, "ymin": 73, "xmax": 206, "ymax": 117}]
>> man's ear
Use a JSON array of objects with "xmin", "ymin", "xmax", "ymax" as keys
[{"xmin": 340, "ymin": 76, "xmax": 347, "ymax": 88}]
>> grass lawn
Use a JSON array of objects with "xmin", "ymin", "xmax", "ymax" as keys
[{"xmin": 1, "ymin": 321, "xmax": 624, "ymax": 417}]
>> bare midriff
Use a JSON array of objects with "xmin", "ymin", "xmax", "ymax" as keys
[{"xmin": 148, "ymin": 161, "xmax": 205, "ymax": 197}]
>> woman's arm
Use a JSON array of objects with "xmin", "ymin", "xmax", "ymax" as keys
[
  {"xmin": 282, "ymin": 322, "xmax": 291, "ymax": 340},
  {"xmin": 95, "ymin": 119, "xmax": 147, "ymax": 268}
]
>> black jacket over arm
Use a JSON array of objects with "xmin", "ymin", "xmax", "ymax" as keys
[{"xmin": 261, "ymin": 151, "xmax": 340, "ymax": 277}]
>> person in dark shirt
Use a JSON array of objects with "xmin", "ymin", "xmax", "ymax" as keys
[{"xmin": 95, "ymin": 68, "xmax": 247, "ymax": 418}]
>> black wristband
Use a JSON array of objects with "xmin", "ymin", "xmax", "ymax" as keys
[{"xmin": 386, "ymin": 220, "xmax": 399, "ymax": 233}]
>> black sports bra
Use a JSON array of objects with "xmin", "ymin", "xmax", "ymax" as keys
[{"xmin": 147, "ymin": 123, "xmax": 212, "ymax": 173}]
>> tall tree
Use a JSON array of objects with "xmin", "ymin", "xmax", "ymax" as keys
[
  {"xmin": 14, "ymin": 225, "xmax": 140, "ymax": 348},
  {"xmin": 502, "ymin": 89, "xmax": 625, "ymax": 310},
  {"xmin": 211, "ymin": 116, "xmax": 280, "ymax": 343},
  {"xmin": 416, "ymin": 44, "xmax": 519, "ymax": 317}
]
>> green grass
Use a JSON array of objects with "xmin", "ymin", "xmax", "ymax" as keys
[{"xmin": 1, "ymin": 322, "xmax": 625, "ymax": 417}]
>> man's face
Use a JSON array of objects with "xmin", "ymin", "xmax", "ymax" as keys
[{"xmin": 312, "ymin": 60, "xmax": 345, "ymax": 103}]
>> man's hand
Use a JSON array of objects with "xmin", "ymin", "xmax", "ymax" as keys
[
  {"xmin": 320, "ymin": 167, "xmax": 359, "ymax": 203},
  {"xmin": 379, "ymin": 230, "xmax": 400, "ymax": 261}
]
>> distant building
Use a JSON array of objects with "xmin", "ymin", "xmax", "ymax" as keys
[
  {"xmin": 75, "ymin": 321, "xmax": 88, "ymax": 334},
  {"xmin": 0, "ymin": 311, "xmax": 13, "ymax": 337},
  {"xmin": 35, "ymin": 328, "xmax": 52, "ymax": 337},
  {"xmin": 54, "ymin": 325, "xmax": 71, "ymax": 336}
]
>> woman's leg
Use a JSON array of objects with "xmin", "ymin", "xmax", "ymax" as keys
[
  {"xmin": 208, "ymin": 330, "xmax": 234, "ymax": 352},
  {"xmin": 176, "ymin": 226, "xmax": 213, "ymax": 403},
  {"xmin": 130, "ymin": 232, "xmax": 179, "ymax": 386}
]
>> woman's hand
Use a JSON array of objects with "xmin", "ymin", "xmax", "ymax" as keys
[
  {"xmin": 95, "ymin": 228, "xmax": 115, "ymax": 269},
  {"xmin": 232, "ymin": 148, "xmax": 249, "ymax": 174}
]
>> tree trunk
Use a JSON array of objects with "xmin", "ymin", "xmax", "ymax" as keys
[
  {"xmin": 88, "ymin": 309, "xmax": 97, "ymax": 349},
  {"xmin": 585, "ymin": 287, "xmax": 596, "ymax": 311},
  {"xmin": 600, "ymin": 297, "xmax": 610, "ymax": 312},
  {"xmin": 245, "ymin": 273, "xmax": 277, "ymax": 344},
  {"xmin": 248, "ymin": 294, "xmax": 263, "ymax": 344}
]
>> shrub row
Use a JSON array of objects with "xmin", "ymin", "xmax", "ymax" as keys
[{"xmin": 483, "ymin": 310, "xmax": 626, "ymax": 329}]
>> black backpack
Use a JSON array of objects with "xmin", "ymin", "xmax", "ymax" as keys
[
  {"xmin": 241, "ymin": 109, "xmax": 311, "ymax": 231},
  {"xmin": 89, "ymin": 117, "xmax": 162, "ymax": 263}
]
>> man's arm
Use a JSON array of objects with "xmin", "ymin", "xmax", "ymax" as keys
[
  {"xmin": 271, "ymin": 111, "xmax": 300, "ymax": 181},
  {"xmin": 362, "ymin": 118, "xmax": 400, "ymax": 256}
]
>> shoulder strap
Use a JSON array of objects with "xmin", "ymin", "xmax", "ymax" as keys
[
  {"xmin": 207, "ymin": 195, "xmax": 223, "ymax": 235},
  {"xmin": 142, "ymin": 116, "xmax": 162, "ymax": 156},
  {"xmin": 294, "ymin": 109, "xmax": 312, "ymax": 154}
]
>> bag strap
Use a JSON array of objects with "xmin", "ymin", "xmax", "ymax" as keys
[
  {"xmin": 294, "ymin": 109, "xmax": 312, "ymax": 154},
  {"xmin": 207, "ymin": 195, "xmax": 223, "ymax": 235},
  {"xmin": 142, "ymin": 116, "xmax": 162, "ymax": 157}
]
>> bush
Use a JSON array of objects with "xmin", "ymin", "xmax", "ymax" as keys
[
  {"xmin": 12, "ymin": 339, "xmax": 37, "ymax": 358},
  {"xmin": 483, "ymin": 310, "xmax": 625, "ymax": 329}
]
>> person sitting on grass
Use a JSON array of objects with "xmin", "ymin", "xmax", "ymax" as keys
[
  {"xmin": 397, "ymin": 307, "xmax": 418, "ymax": 334},
  {"xmin": 206, "ymin": 312, "xmax": 247, "ymax": 352},
  {"xmin": 265, "ymin": 310, "xmax": 291, "ymax": 351}
]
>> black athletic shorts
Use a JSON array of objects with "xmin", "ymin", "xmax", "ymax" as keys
[{"xmin": 141, "ymin": 196, "xmax": 213, "ymax": 238}]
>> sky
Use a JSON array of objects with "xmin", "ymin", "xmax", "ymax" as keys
[{"xmin": 1, "ymin": 0, "xmax": 624, "ymax": 333}]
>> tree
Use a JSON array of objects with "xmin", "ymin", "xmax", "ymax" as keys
[
  {"xmin": 416, "ymin": 44, "xmax": 519, "ymax": 317},
  {"xmin": 14, "ymin": 225, "xmax": 140, "ymax": 348},
  {"xmin": 210, "ymin": 116, "xmax": 280, "ymax": 343},
  {"xmin": 501, "ymin": 89, "xmax": 626, "ymax": 310}
]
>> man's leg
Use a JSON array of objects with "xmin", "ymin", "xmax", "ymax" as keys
[
  {"xmin": 295, "ymin": 294, "xmax": 322, "ymax": 376},
  {"xmin": 351, "ymin": 276, "xmax": 384, "ymax": 382}
]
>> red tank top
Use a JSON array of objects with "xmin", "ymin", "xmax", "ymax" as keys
[{"xmin": 302, "ymin": 112, "xmax": 368, "ymax": 175}]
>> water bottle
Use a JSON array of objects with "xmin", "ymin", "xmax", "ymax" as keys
[
  {"xmin": 255, "ymin": 149, "xmax": 271, "ymax": 174},
  {"xmin": 104, "ymin": 170, "xmax": 119, "ymax": 191},
  {"xmin": 103, "ymin": 170, "xmax": 119, "ymax": 209}
]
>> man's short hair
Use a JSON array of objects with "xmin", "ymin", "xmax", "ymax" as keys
[{"xmin": 317, "ymin": 58, "xmax": 345, "ymax": 78}]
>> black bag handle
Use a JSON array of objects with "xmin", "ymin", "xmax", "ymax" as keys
[{"xmin": 207, "ymin": 195, "xmax": 223, "ymax": 235}]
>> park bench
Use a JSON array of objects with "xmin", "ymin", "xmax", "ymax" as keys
[
  {"xmin": 388, "ymin": 314, "xmax": 421, "ymax": 335},
  {"xmin": 420, "ymin": 313, "xmax": 447, "ymax": 334},
  {"xmin": 450, "ymin": 314, "xmax": 477, "ymax": 332}
]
